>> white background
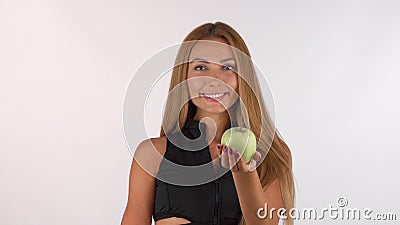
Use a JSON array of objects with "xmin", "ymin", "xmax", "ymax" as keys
[{"xmin": 1, "ymin": 0, "xmax": 399, "ymax": 225}]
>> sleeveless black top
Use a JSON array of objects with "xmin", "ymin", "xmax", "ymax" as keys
[{"xmin": 153, "ymin": 118, "xmax": 242, "ymax": 225}]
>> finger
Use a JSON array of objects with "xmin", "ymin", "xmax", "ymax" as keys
[
  {"xmin": 249, "ymin": 159, "xmax": 257, "ymax": 171},
  {"xmin": 234, "ymin": 152, "xmax": 247, "ymax": 171},
  {"xmin": 216, "ymin": 144, "xmax": 222, "ymax": 157},
  {"xmin": 252, "ymin": 150, "xmax": 262, "ymax": 162},
  {"xmin": 228, "ymin": 147, "xmax": 238, "ymax": 172},
  {"xmin": 220, "ymin": 145, "xmax": 229, "ymax": 168}
]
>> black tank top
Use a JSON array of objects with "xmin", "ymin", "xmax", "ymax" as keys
[{"xmin": 153, "ymin": 118, "xmax": 242, "ymax": 225}]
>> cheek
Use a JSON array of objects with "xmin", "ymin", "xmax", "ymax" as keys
[
  {"xmin": 233, "ymin": 79, "xmax": 239, "ymax": 92},
  {"xmin": 187, "ymin": 77, "xmax": 203, "ymax": 97},
  {"xmin": 225, "ymin": 75, "xmax": 239, "ymax": 92}
]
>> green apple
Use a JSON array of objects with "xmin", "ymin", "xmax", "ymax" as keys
[{"xmin": 221, "ymin": 127, "xmax": 257, "ymax": 164}]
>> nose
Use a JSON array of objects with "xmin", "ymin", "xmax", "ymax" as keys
[
  {"xmin": 206, "ymin": 74, "xmax": 223, "ymax": 88},
  {"xmin": 206, "ymin": 78, "xmax": 222, "ymax": 88},
  {"xmin": 205, "ymin": 64, "xmax": 223, "ymax": 85}
]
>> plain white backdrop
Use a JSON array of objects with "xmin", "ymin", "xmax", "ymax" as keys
[{"xmin": 1, "ymin": 0, "xmax": 399, "ymax": 225}]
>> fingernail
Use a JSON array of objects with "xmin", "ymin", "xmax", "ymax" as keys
[
  {"xmin": 222, "ymin": 146, "xmax": 227, "ymax": 152},
  {"xmin": 228, "ymin": 148, "xmax": 233, "ymax": 154},
  {"xmin": 235, "ymin": 152, "xmax": 240, "ymax": 158}
]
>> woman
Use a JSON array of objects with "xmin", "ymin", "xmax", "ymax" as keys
[{"xmin": 121, "ymin": 22, "xmax": 295, "ymax": 225}]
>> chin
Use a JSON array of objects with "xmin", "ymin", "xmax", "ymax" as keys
[
  {"xmin": 204, "ymin": 108, "xmax": 228, "ymax": 114},
  {"xmin": 195, "ymin": 103, "xmax": 232, "ymax": 115}
]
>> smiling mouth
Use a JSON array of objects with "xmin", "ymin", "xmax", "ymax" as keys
[{"xmin": 199, "ymin": 92, "xmax": 228, "ymax": 102}]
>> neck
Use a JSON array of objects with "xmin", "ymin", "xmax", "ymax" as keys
[{"xmin": 193, "ymin": 109, "xmax": 231, "ymax": 143}]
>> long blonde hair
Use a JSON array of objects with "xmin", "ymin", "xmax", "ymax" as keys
[{"xmin": 159, "ymin": 22, "xmax": 295, "ymax": 225}]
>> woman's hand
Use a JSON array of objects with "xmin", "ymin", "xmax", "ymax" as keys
[{"xmin": 217, "ymin": 144, "xmax": 262, "ymax": 173}]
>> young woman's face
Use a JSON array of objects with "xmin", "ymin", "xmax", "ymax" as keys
[{"xmin": 187, "ymin": 38, "xmax": 239, "ymax": 114}]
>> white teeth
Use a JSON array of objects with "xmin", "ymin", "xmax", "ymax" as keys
[{"xmin": 201, "ymin": 93, "xmax": 225, "ymax": 99}]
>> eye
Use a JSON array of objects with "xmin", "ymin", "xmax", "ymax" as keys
[
  {"xmin": 194, "ymin": 65, "xmax": 207, "ymax": 71},
  {"xmin": 223, "ymin": 64, "xmax": 237, "ymax": 71}
]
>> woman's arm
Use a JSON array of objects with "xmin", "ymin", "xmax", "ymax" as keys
[
  {"xmin": 120, "ymin": 138, "xmax": 166, "ymax": 225},
  {"xmin": 220, "ymin": 145, "xmax": 291, "ymax": 225},
  {"xmin": 120, "ymin": 157, "xmax": 155, "ymax": 225},
  {"xmin": 232, "ymin": 171, "xmax": 283, "ymax": 225}
]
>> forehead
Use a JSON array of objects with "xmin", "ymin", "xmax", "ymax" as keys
[{"xmin": 189, "ymin": 40, "xmax": 234, "ymax": 63}]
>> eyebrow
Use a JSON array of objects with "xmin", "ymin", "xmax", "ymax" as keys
[{"xmin": 189, "ymin": 57, "xmax": 235, "ymax": 64}]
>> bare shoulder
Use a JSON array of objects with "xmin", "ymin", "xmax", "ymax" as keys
[
  {"xmin": 121, "ymin": 136, "xmax": 168, "ymax": 225},
  {"xmin": 148, "ymin": 136, "xmax": 167, "ymax": 155},
  {"xmin": 134, "ymin": 136, "xmax": 167, "ymax": 176},
  {"xmin": 137, "ymin": 136, "xmax": 167, "ymax": 158}
]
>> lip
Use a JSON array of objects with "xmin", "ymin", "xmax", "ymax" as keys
[{"xmin": 199, "ymin": 92, "xmax": 228, "ymax": 102}]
